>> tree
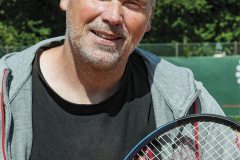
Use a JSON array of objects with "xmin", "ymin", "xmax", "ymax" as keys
[
  {"xmin": 0, "ymin": 0, "xmax": 65, "ymax": 46},
  {"xmin": 1, "ymin": 0, "xmax": 240, "ymax": 45},
  {"xmin": 142, "ymin": 0, "xmax": 240, "ymax": 43}
]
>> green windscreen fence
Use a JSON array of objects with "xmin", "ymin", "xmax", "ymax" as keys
[{"xmin": 164, "ymin": 56, "xmax": 240, "ymax": 118}]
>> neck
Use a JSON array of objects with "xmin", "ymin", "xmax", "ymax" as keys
[{"xmin": 40, "ymin": 37, "xmax": 128, "ymax": 104}]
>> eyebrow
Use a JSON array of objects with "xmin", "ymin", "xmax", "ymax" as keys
[{"xmin": 135, "ymin": 0, "xmax": 148, "ymax": 6}]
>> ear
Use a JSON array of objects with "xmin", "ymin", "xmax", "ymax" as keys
[
  {"xmin": 145, "ymin": 5, "xmax": 155, "ymax": 32},
  {"xmin": 60, "ymin": 0, "xmax": 68, "ymax": 11}
]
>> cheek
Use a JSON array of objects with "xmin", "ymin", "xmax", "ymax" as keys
[
  {"xmin": 133, "ymin": 17, "xmax": 141, "ymax": 25},
  {"xmin": 125, "ymin": 16, "xmax": 148, "ymax": 38}
]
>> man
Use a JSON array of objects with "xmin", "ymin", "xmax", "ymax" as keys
[{"xmin": 0, "ymin": 0, "xmax": 225, "ymax": 159}]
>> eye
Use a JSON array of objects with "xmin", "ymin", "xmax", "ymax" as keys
[
  {"xmin": 124, "ymin": 1, "xmax": 141, "ymax": 10},
  {"xmin": 127, "ymin": 1, "xmax": 137, "ymax": 4}
]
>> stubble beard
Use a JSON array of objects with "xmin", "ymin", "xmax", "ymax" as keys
[{"xmin": 66, "ymin": 21, "xmax": 136, "ymax": 70}]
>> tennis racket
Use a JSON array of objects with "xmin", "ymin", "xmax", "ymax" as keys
[{"xmin": 124, "ymin": 114, "xmax": 240, "ymax": 160}]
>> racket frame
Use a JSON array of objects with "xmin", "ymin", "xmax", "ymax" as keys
[{"xmin": 124, "ymin": 114, "xmax": 240, "ymax": 160}]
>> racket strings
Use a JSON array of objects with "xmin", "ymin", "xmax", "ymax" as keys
[
  {"xmin": 198, "ymin": 122, "xmax": 240, "ymax": 159},
  {"xmin": 134, "ymin": 121, "xmax": 240, "ymax": 160},
  {"xmin": 196, "ymin": 124, "xmax": 230, "ymax": 159},
  {"xmin": 202, "ymin": 126, "xmax": 236, "ymax": 159}
]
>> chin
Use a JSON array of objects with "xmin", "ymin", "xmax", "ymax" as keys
[{"xmin": 86, "ymin": 55, "xmax": 121, "ymax": 69}]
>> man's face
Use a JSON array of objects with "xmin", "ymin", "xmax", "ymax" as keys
[{"xmin": 61, "ymin": 0, "xmax": 155, "ymax": 68}]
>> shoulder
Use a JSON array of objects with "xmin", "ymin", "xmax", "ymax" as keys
[
  {"xmin": 134, "ymin": 48, "xmax": 201, "ymax": 116},
  {"xmin": 134, "ymin": 47, "xmax": 198, "ymax": 99},
  {"xmin": 134, "ymin": 47, "xmax": 195, "ymax": 86},
  {"xmin": 0, "ymin": 36, "xmax": 65, "ymax": 70},
  {"xmin": 134, "ymin": 47, "xmax": 223, "ymax": 117},
  {"xmin": 0, "ymin": 36, "xmax": 65, "ymax": 100}
]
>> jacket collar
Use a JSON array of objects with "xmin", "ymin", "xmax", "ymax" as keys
[
  {"xmin": 0, "ymin": 36, "xmax": 65, "ymax": 102},
  {"xmin": 0, "ymin": 37, "xmax": 200, "ymax": 117},
  {"xmin": 135, "ymin": 48, "xmax": 201, "ymax": 118}
]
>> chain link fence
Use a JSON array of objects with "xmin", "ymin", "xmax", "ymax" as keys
[
  {"xmin": 0, "ymin": 46, "xmax": 30, "ymax": 58},
  {"xmin": 138, "ymin": 41, "xmax": 240, "ymax": 57},
  {"xmin": 0, "ymin": 42, "xmax": 239, "ymax": 58}
]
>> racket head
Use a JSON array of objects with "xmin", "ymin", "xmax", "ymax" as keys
[{"xmin": 124, "ymin": 114, "xmax": 240, "ymax": 160}]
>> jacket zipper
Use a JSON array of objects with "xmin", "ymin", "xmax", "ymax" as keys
[{"xmin": 1, "ymin": 69, "xmax": 7, "ymax": 160}]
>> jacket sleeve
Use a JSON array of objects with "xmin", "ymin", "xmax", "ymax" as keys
[{"xmin": 195, "ymin": 81, "xmax": 225, "ymax": 116}]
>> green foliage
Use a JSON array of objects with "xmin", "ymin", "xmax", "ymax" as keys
[
  {"xmin": 0, "ymin": 21, "xmax": 51, "ymax": 45},
  {"xmin": 182, "ymin": 43, "xmax": 215, "ymax": 57},
  {"xmin": 0, "ymin": 0, "xmax": 65, "ymax": 46},
  {"xmin": 183, "ymin": 45, "xmax": 192, "ymax": 57},
  {"xmin": 1, "ymin": 0, "xmax": 240, "ymax": 46},
  {"xmin": 142, "ymin": 0, "xmax": 240, "ymax": 43}
]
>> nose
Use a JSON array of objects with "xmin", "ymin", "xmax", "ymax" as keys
[{"xmin": 101, "ymin": 2, "xmax": 123, "ymax": 26}]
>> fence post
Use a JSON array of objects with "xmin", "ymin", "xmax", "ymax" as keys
[
  {"xmin": 234, "ymin": 41, "xmax": 237, "ymax": 56},
  {"xmin": 175, "ymin": 42, "xmax": 179, "ymax": 57}
]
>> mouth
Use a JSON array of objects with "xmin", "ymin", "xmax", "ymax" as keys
[{"xmin": 91, "ymin": 30, "xmax": 122, "ymax": 40}]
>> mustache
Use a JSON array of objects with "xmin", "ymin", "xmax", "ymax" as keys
[{"xmin": 87, "ymin": 22, "xmax": 126, "ymax": 37}]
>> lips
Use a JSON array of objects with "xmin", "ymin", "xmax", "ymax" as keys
[{"xmin": 91, "ymin": 30, "xmax": 121, "ymax": 40}]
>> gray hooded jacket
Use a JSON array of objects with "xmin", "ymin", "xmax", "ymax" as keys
[{"xmin": 0, "ymin": 37, "xmax": 225, "ymax": 160}]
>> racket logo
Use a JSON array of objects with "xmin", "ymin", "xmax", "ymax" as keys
[
  {"xmin": 235, "ymin": 133, "xmax": 240, "ymax": 150},
  {"xmin": 134, "ymin": 147, "xmax": 153, "ymax": 160}
]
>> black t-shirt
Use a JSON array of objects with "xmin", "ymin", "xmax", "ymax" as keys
[{"xmin": 30, "ymin": 43, "xmax": 156, "ymax": 160}]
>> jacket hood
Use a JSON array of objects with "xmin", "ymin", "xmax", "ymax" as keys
[
  {"xmin": 0, "ymin": 37, "xmax": 200, "ymax": 116},
  {"xmin": 0, "ymin": 36, "xmax": 65, "ymax": 102},
  {"xmin": 135, "ymin": 48, "xmax": 201, "ymax": 118}
]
